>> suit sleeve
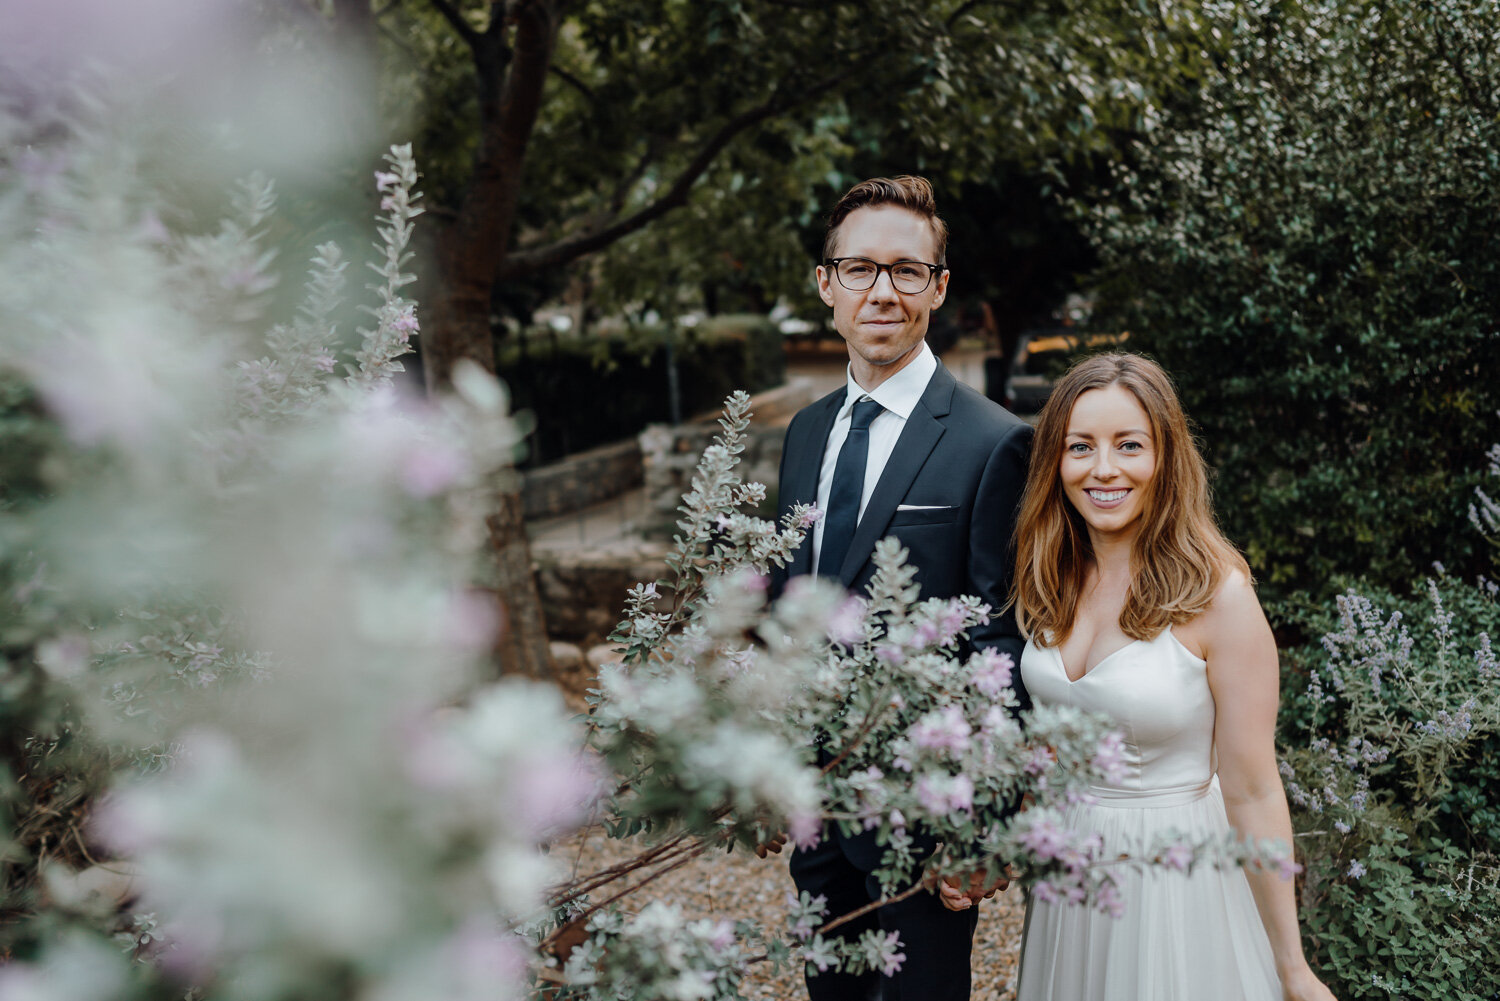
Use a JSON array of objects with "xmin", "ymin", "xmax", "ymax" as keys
[
  {"xmin": 964, "ymin": 420, "xmax": 1034, "ymax": 714},
  {"xmin": 768, "ymin": 414, "xmax": 804, "ymax": 601}
]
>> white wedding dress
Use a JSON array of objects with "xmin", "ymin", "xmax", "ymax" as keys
[{"xmin": 1015, "ymin": 628, "xmax": 1282, "ymax": 1000}]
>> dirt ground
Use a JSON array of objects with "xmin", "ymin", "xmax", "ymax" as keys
[{"xmin": 559, "ymin": 825, "xmax": 1025, "ymax": 1001}]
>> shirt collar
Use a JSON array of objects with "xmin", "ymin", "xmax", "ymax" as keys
[{"xmin": 841, "ymin": 341, "xmax": 936, "ymax": 420}]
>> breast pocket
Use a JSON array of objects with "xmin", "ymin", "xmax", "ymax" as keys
[{"xmin": 887, "ymin": 506, "xmax": 959, "ymax": 528}]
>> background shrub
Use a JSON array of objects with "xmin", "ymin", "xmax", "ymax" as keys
[
  {"xmin": 1084, "ymin": 0, "xmax": 1500, "ymax": 598},
  {"xmin": 1275, "ymin": 575, "xmax": 1499, "ymax": 999}
]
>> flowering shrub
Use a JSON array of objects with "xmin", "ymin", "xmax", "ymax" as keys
[
  {"xmin": 0, "ymin": 87, "xmax": 583, "ymax": 1001},
  {"xmin": 539, "ymin": 392, "xmax": 1295, "ymax": 995},
  {"xmin": 1278, "ymin": 568, "xmax": 1500, "ymax": 998},
  {"xmin": 0, "ymin": 85, "xmax": 1293, "ymax": 1001}
]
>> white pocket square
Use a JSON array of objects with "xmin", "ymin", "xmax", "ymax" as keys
[{"xmin": 896, "ymin": 504, "xmax": 953, "ymax": 511}]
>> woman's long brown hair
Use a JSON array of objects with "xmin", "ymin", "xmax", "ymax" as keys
[{"xmin": 1012, "ymin": 353, "xmax": 1248, "ymax": 645}]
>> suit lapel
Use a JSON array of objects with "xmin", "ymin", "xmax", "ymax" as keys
[
  {"xmin": 837, "ymin": 364, "xmax": 957, "ymax": 585},
  {"xmin": 785, "ymin": 389, "xmax": 844, "ymax": 578}
]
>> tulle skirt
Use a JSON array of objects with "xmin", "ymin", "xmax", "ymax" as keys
[{"xmin": 1015, "ymin": 779, "xmax": 1281, "ymax": 1001}]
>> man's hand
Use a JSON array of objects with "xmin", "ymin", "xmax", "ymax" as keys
[
  {"xmin": 936, "ymin": 865, "xmax": 1013, "ymax": 912},
  {"xmin": 754, "ymin": 832, "xmax": 788, "ymax": 859}
]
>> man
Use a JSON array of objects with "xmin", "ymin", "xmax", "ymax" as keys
[{"xmin": 771, "ymin": 176, "xmax": 1032, "ymax": 1001}]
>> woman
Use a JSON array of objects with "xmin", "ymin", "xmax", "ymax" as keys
[{"xmin": 1007, "ymin": 354, "xmax": 1335, "ymax": 1000}]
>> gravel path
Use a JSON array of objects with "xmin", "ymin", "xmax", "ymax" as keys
[{"xmin": 560, "ymin": 826, "xmax": 1024, "ymax": 1000}]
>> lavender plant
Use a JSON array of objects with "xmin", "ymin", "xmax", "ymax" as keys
[{"xmin": 1274, "ymin": 458, "xmax": 1500, "ymax": 998}]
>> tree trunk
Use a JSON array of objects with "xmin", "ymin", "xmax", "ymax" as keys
[
  {"xmin": 416, "ymin": 1, "xmax": 568, "ymax": 681},
  {"xmin": 485, "ymin": 491, "xmax": 554, "ymax": 680}
]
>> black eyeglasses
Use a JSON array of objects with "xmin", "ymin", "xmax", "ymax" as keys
[{"xmin": 824, "ymin": 257, "xmax": 946, "ymax": 294}]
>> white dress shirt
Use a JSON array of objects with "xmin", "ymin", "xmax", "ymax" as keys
[{"xmin": 810, "ymin": 342, "xmax": 937, "ymax": 576}]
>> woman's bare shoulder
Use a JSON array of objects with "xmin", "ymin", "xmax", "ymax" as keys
[{"xmin": 1175, "ymin": 565, "xmax": 1268, "ymax": 656}]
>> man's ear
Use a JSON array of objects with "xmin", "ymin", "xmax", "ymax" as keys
[
  {"xmin": 931, "ymin": 268, "xmax": 950, "ymax": 309},
  {"xmin": 816, "ymin": 265, "xmax": 837, "ymax": 308}
]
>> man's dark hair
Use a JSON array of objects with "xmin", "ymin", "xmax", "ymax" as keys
[{"xmin": 822, "ymin": 175, "xmax": 949, "ymax": 266}]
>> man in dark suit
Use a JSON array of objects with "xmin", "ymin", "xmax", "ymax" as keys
[{"xmin": 772, "ymin": 176, "xmax": 1032, "ymax": 1001}]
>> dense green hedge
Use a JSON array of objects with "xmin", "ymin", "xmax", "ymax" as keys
[
  {"xmin": 498, "ymin": 314, "xmax": 785, "ymax": 466},
  {"xmin": 1084, "ymin": 0, "xmax": 1500, "ymax": 599}
]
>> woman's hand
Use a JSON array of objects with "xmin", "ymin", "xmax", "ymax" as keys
[{"xmin": 1280, "ymin": 961, "xmax": 1338, "ymax": 1001}]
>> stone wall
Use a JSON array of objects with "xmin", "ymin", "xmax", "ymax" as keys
[
  {"xmin": 521, "ymin": 437, "xmax": 642, "ymax": 520},
  {"xmin": 532, "ymin": 539, "xmax": 669, "ymax": 647}
]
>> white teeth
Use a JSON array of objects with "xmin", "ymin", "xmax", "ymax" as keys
[{"xmin": 1088, "ymin": 489, "xmax": 1127, "ymax": 502}]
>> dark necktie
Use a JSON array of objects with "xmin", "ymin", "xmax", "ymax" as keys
[{"xmin": 818, "ymin": 397, "xmax": 884, "ymax": 581}]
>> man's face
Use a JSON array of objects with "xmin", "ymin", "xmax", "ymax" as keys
[{"xmin": 817, "ymin": 204, "xmax": 948, "ymax": 388}]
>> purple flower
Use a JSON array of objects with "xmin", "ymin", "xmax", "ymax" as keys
[
  {"xmin": 788, "ymin": 892, "xmax": 827, "ymax": 940},
  {"xmin": 1024, "ymin": 745, "xmax": 1056, "ymax": 776},
  {"xmin": 738, "ymin": 572, "xmax": 769, "ymax": 595},
  {"xmin": 914, "ymin": 773, "xmax": 973, "ymax": 816},
  {"xmin": 790, "ymin": 811, "xmax": 822, "ymax": 850},
  {"xmin": 1346, "ymin": 859, "xmax": 1366, "ymax": 880},
  {"xmin": 826, "ymin": 596, "xmax": 868, "ymax": 645},
  {"xmin": 936, "ymin": 600, "xmax": 971, "ymax": 644},
  {"xmin": 374, "ymin": 170, "xmax": 401, "ymax": 191},
  {"xmin": 400, "ymin": 442, "xmax": 469, "ymax": 497},
  {"xmin": 1016, "ymin": 815, "xmax": 1069, "ymax": 863},
  {"xmin": 390, "ymin": 306, "xmax": 420, "ymax": 342},
  {"xmin": 910, "ymin": 619, "xmax": 943, "ymax": 649},
  {"xmin": 702, "ymin": 919, "xmax": 735, "ymax": 952},
  {"xmin": 908, "ymin": 707, "xmax": 972, "ymax": 755},
  {"xmin": 509, "ymin": 753, "xmax": 603, "ymax": 838},
  {"xmin": 969, "ymin": 648, "xmax": 1014, "ymax": 697},
  {"xmin": 1160, "ymin": 841, "xmax": 1193, "ymax": 873},
  {"xmin": 873, "ymin": 930, "xmax": 906, "ymax": 977},
  {"xmin": 1092, "ymin": 731, "xmax": 1128, "ymax": 785},
  {"xmin": 1094, "ymin": 876, "xmax": 1127, "ymax": 918},
  {"xmin": 1334, "ymin": 820, "xmax": 1351, "ymax": 835}
]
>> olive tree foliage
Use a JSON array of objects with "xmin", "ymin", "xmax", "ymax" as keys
[{"xmin": 1083, "ymin": 0, "xmax": 1500, "ymax": 596}]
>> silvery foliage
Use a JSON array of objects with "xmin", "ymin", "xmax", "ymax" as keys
[
  {"xmin": 545, "ymin": 394, "xmax": 1295, "ymax": 996},
  {"xmin": 0, "ymin": 96, "xmax": 592, "ymax": 1001}
]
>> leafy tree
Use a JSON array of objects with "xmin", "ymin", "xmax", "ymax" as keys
[
  {"xmin": 312, "ymin": 0, "xmax": 1182, "ymax": 675},
  {"xmin": 1083, "ymin": 0, "xmax": 1500, "ymax": 596}
]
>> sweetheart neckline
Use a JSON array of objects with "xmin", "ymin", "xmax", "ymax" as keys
[{"xmin": 1045, "ymin": 628, "xmax": 1203, "ymax": 684}]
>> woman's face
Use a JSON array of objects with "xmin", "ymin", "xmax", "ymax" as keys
[{"xmin": 1059, "ymin": 384, "xmax": 1158, "ymax": 542}]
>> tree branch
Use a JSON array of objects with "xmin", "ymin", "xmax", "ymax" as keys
[
  {"xmin": 817, "ymin": 880, "xmax": 929, "ymax": 936},
  {"xmin": 549, "ymin": 62, "xmax": 595, "ymax": 101},
  {"xmin": 425, "ymin": 0, "xmax": 481, "ymax": 48},
  {"xmin": 537, "ymin": 843, "xmax": 710, "ymax": 954},
  {"xmin": 500, "ymin": 68, "xmax": 855, "ymax": 277}
]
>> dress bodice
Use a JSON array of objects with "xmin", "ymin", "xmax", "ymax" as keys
[{"xmin": 1020, "ymin": 628, "xmax": 1215, "ymax": 799}]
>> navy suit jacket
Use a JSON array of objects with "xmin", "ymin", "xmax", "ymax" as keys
[{"xmin": 773, "ymin": 360, "xmax": 1033, "ymax": 870}]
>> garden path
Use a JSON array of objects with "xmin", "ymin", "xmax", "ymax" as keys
[{"xmin": 561, "ymin": 825, "xmax": 1025, "ymax": 1000}]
